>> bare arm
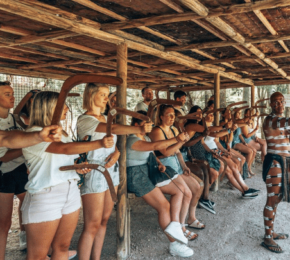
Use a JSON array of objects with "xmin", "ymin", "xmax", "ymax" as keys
[
  {"xmin": 149, "ymin": 128, "xmax": 184, "ymax": 157},
  {"xmin": 0, "ymin": 149, "xmax": 23, "ymax": 163},
  {"xmin": 131, "ymin": 138, "xmax": 178, "ymax": 152},
  {"xmin": 95, "ymin": 122, "xmax": 151, "ymax": 135},
  {"xmin": 241, "ymin": 125, "xmax": 257, "ymax": 138},
  {"xmin": 45, "ymin": 136, "xmax": 113, "ymax": 155},
  {"xmin": 0, "ymin": 125, "xmax": 62, "ymax": 149}
]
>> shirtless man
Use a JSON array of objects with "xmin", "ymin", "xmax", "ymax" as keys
[{"xmin": 261, "ymin": 92, "xmax": 290, "ymax": 253}]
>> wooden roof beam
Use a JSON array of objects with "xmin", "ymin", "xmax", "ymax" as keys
[
  {"xmin": 166, "ymin": 33, "xmax": 290, "ymax": 51},
  {"xmin": 178, "ymin": 0, "xmax": 290, "ymax": 81},
  {"xmin": 73, "ymin": 0, "xmax": 239, "ymax": 73},
  {"xmin": 0, "ymin": 0, "xmax": 253, "ymax": 85}
]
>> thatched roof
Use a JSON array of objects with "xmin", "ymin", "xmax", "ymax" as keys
[{"xmin": 0, "ymin": 0, "xmax": 290, "ymax": 91}]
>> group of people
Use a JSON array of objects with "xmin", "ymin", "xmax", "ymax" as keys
[{"xmin": 0, "ymin": 80, "xmax": 288, "ymax": 259}]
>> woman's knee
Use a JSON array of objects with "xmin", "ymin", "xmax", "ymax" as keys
[
  {"xmin": 0, "ymin": 217, "xmax": 11, "ymax": 232},
  {"xmin": 51, "ymin": 240, "xmax": 71, "ymax": 253},
  {"xmin": 84, "ymin": 218, "xmax": 102, "ymax": 234},
  {"xmin": 183, "ymin": 187, "xmax": 192, "ymax": 201}
]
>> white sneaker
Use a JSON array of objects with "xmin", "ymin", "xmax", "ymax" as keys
[
  {"xmin": 164, "ymin": 222, "xmax": 188, "ymax": 245},
  {"xmin": 169, "ymin": 241, "xmax": 194, "ymax": 257},
  {"xmin": 19, "ymin": 231, "xmax": 27, "ymax": 250}
]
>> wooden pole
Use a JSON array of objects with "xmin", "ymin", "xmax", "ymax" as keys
[
  {"xmin": 212, "ymin": 72, "xmax": 220, "ymax": 191},
  {"xmin": 251, "ymin": 85, "xmax": 255, "ymax": 106},
  {"xmin": 116, "ymin": 43, "xmax": 129, "ymax": 260}
]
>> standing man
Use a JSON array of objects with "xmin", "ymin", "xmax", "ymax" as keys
[
  {"xmin": 134, "ymin": 86, "xmax": 153, "ymax": 112},
  {"xmin": 261, "ymin": 92, "xmax": 290, "ymax": 253},
  {"xmin": 173, "ymin": 90, "xmax": 187, "ymax": 116}
]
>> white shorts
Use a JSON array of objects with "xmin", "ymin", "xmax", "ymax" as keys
[{"xmin": 21, "ymin": 180, "xmax": 81, "ymax": 224}]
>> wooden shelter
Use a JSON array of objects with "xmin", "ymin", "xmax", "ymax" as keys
[{"xmin": 1, "ymin": 0, "xmax": 290, "ymax": 259}]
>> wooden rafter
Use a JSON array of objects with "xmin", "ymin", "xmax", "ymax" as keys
[
  {"xmin": 0, "ymin": 0, "xmax": 253, "ymax": 86},
  {"xmin": 177, "ymin": 0, "xmax": 290, "ymax": 81}
]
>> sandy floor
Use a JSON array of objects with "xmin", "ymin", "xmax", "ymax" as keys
[{"xmin": 6, "ymin": 161, "xmax": 290, "ymax": 260}]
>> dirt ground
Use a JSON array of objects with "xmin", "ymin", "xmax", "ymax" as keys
[{"xmin": 6, "ymin": 161, "xmax": 290, "ymax": 260}]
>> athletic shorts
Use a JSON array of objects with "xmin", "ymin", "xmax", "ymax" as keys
[
  {"xmin": 0, "ymin": 163, "xmax": 28, "ymax": 195},
  {"xmin": 21, "ymin": 179, "xmax": 81, "ymax": 224}
]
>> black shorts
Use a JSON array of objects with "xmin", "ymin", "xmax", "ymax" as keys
[{"xmin": 0, "ymin": 163, "xmax": 28, "ymax": 195}]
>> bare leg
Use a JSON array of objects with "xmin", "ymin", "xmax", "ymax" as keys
[
  {"xmin": 233, "ymin": 143, "xmax": 254, "ymax": 175},
  {"xmin": 50, "ymin": 210, "xmax": 80, "ymax": 260},
  {"xmin": 0, "ymin": 193, "xmax": 14, "ymax": 260},
  {"xmin": 16, "ymin": 192, "xmax": 26, "ymax": 232},
  {"xmin": 222, "ymin": 156, "xmax": 248, "ymax": 191},
  {"xmin": 224, "ymin": 167, "xmax": 244, "ymax": 193},
  {"xmin": 141, "ymin": 187, "xmax": 174, "ymax": 242},
  {"xmin": 263, "ymin": 161, "xmax": 284, "ymax": 252},
  {"xmin": 90, "ymin": 186, "xmax": 118, "ymax": 260},
  {"xmin": 180, "ymin": 175, "xmax": 201, "ymax": 225},
  {"xmin": 159, "ymin": 179, "xmax": 184, "ymax": 222},
  {"xmin": 25, "ymin": 219, "xmax": 61, "ymax": 260},
  {"xmin": 209, "ymin": 168, "xmax": 219, "ymax": 185}
]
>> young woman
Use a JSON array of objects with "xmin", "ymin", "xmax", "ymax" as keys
[
  {"xmin": 0, "ymin": 84, "xmax": 61, "ymax": 260},
  {"xmin": 241, "ymin": 108, "xmax": 267, "ymax": 162},
  {"xmin": 233, "ymin": 110, "xmax": 256, "ymax": 177},
  {"xmin": 76, "ymin": 83, "xmax": 152, "ymax": 260},
  {"xmin": 21, "ymin": 91, "xmax": 115, "ymax": 260},
  {"xmin": 126, "ymin": 111, "xmax": 194, "ymax": 257},
  {"xmin": 184, "ymin": 106, "xmax": 223, "ymax": 190},
  {"xmin": 203, "ymin": 110, "xmax": 259, "ymax": 199},
  {"xmin": 149, "ymin": 104, "xmax": 205, "ymax": 234}
]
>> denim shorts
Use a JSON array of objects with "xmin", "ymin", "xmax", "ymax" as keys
[
  {"xmin": 80, "ymin": 162, "xmax": 119, "ymax": 196},
  {"xmin": 159, "ymin": 155, "xmax": 183, "ymax": 175},
  {"xmin": 127, "ymin": 164, "xmax": 155, "ymax": 197}
]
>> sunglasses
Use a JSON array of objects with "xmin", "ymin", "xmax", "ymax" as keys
[{"xmin": 0, "ymin": 81, "xmax": 11, "ymax": 86}]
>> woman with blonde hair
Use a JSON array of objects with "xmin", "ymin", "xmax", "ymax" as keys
[
  {"xmin": 21, "ymin": 91, "xmax": 115, "ymax": 260},
  {"xmin": 77, "ymin": 83, "xmax": 152, "ymax": 260}
]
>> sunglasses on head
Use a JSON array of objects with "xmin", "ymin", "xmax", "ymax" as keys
[{"xmin": 0, "ymin": 81, "xmax": 11, "ymax": 86}]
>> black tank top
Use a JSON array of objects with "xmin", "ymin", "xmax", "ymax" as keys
[{"xmin": 154, "ymin": 126, "xmax": 176, "ymax": 157}]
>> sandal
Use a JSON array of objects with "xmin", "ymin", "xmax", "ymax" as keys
[
  {"xmin": 188, "ymin": 219, "xmax": 205, "ymax": 229},
  {"xmin": 273, "ymin": 233, "xmax": 289, "ymax": 240},
  {"xmin": 183, "ymin": 229, "xmax": 198, "ymax": 241},
  {"xmin": 261, "ymin": 242, "xmax": 283, "ymax": 253}
]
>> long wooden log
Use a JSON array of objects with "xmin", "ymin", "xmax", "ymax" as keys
[
  {"xmin": 167, "ymin": 33, "xmax": 290, "ymax": 52},
  {"xmin": 116, "ymin": 43, "xmax": 129, "ymax": 260},
  {"xmin": 18, "ymin": 59, "xmax": 82, "ymax": 70}
]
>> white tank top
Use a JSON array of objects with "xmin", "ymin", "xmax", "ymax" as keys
[{"xmin": 204, "ymin": 136, "xmax": 218, "ymax": 150}]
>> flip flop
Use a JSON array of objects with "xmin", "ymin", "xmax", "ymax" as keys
[
  {"xmin": 273, "ymin": 233, "xmax": 289, "ymax": 240},
  {"xmin": 261, "ymin": 242, "xmax": 284, "ymax": 253}
]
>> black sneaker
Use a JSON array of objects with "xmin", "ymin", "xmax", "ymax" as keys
[
  {"xmin": 210, "ymin": 201, "xmax": 215, "ymax": 208},
  {"xmin": 199, "ymin": 199, "xmax": 216, "ymax": 214},
  {"xmin": 242, "ymin": 193, "xmax": 258, "ymax": 199},
  {"xmin": 243, "ymin": 189, "xmax": 258, "ymax": 197},
  {"xmin": 249, "ymin": 188, "xmax": 260, "ymax": 193}
]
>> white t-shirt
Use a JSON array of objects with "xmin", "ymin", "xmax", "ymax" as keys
[
  {"xmin": 22, "ymin": 127, "xmax": 79, "ymax": 193},
  {"xmin": 77, "ymin": 115, "xmax": 117, "ymax": 166},
  {"xmin": 204, "ymin": 136, "xmax": 218, "ymax": 150},
  {"xmin": 134, "ymin": 101, "xmax": 148, "ymax": 112},
  {"xmin": 0, "ymin": 114, "xmax": 25, "ymax": 173}
]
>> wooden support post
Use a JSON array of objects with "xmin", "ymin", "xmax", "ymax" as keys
[
  {"xmin": 116, "ymin": 43, "xmax": 129, "ymax": 260},
  {"xmin": 212, "ymin": 72, "xmax": 220, "ymax": 191},
  {"xmin": 251, "ymin": 85, "xmax": 255, "ymax": 107}
]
